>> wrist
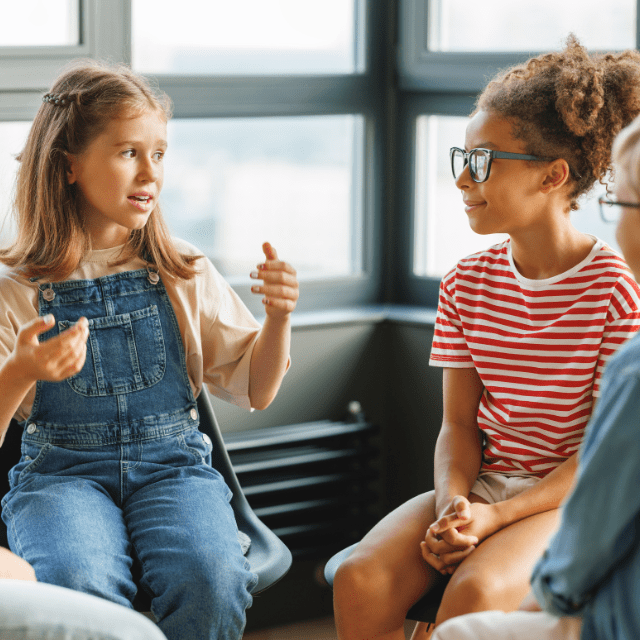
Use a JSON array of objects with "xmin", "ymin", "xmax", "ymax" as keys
[
  {"xmin": 2, "ymin": 353, "xmax": 35, "ymax": 390},
  {"xmin": 489, "ymin": 500, "xmax": 512, "ymax": 531}
]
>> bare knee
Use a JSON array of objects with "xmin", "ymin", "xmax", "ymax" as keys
[
  {"xmin": 436, "ymin": 567, "xmax": 508, "ymax": 625},
  {"xmin": 334, "ymin": 553, "xmax": 397, "ymax": 608}
]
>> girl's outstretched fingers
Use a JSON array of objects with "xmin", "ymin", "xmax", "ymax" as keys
[{"xmin": 250, "ymin": 242, "xmax": 299, "ymax": 317}]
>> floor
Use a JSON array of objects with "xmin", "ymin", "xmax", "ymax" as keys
[{"xmin": 243, "ymin": 616, "xmax": 418, "ymax": 640}]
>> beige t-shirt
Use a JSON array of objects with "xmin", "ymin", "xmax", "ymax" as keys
[{"xmin": 0, "ymin": 239, "xmax": 261, "ymax": 420}]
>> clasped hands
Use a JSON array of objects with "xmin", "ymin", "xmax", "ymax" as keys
[{"xmin": 421, "ymin": 495, "xmax": 503, "ymax": 575}]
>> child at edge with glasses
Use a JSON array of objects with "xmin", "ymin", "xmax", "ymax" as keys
[
  {"xmin": 431, "ymin": 110, "xmax": 640, "ymax": 640},
  {"xmin": 331, "ymin": 35, "xmax": 640, "ymax": 640},
  {"xmin": 0, "ymin": 60, "xmax": 298, "ymax": 640}
]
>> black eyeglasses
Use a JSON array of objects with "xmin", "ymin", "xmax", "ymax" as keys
[
  {"xmin": 598, "ymin": 194, "xmax": 640, "ymax": 223},
  {"xmin": 450, "ymin": 147, "xmax": 549, "ymax": 183}
]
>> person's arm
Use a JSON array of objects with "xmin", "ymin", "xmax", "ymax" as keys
[
  {"xmin": 0, "ymin": 315, "xmax": 89, "ymax": 444},
  {"xmin": 433, "ymin": 367, "xmax": 484, "ymax": 519},
  {"xmin": 530, "ymin": 363, "xmax": 640, "ymax": 616},
  {"xmin": 0, "ymin": 547, "xmax": 36, "ymax": 581},
  {"xmin": 421, "ymin": 367, "xmax": 484, "ymax": 571},
  {"xmin": 248, "ymin": 243, "xmax": 298, "ymax": 410}
]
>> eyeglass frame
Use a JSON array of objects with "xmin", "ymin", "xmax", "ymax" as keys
[
  {"xmin": 450, "ymin": 147, "xmax": 551, "ymax": 183},
  {"xmin": 598, "ymin": 194, "xmax": 640, "ymax": 223}
]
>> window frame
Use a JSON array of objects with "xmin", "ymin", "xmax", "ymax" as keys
[
  {"xmin": 0, "ymin": 0, "xmax": 390, "ymax": 316},
  {"xmin": 393, "ymin": 0, "xmax": 640, "ymax": 308}
]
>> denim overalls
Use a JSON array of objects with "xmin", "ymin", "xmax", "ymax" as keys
[{"xmin": 1, "ymin": 269, "xmax": 256, "ymax": 640}]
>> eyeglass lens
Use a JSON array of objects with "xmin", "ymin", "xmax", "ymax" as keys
[
  {"xmin": 452, "ymin": 149, "xmax": 490, "ymax": 182},
  {"xmin": 599, "ymin": 200, "xmax": 620, "ymax": 223}
]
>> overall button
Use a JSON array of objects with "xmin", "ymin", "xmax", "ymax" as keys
[
  {"xmin": 26, "ymin": 423, "xmax": 37, "ymax": 434},
  {"xmin": 24, "ymin": 456, "xmax": 32, "ymax": 461},
  {"xmin": 202, "ymin": 433, "xmax": 212, "ymax": 446},
  {"xmin": 190, "ymin": 408, "xmax": 198, "ymax": 420}
]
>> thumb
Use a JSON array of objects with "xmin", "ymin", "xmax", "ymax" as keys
[
  {"xmin": 18, "ymin": 314, "xmax": 55, "ymax": 342},
  {"xmin": 453, "ymin": 495, "xmax": 471, "ymax": 520},
  {"xmin": 262, "ymin": 242, "xmax": 278, "ymax": 261}
]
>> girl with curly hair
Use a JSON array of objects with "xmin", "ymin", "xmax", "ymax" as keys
[{"xmin": 331, "ymin": 35, "xmax": 640, "ymax": 640}]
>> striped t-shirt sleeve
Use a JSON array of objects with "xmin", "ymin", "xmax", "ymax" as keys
[
  {"xmin": 429, "ymin": 270, "xmax": 474, "ymax": 367},
  {"xmin": 593, "ymin": 274, "xmax": 640, "ymax": 397}
]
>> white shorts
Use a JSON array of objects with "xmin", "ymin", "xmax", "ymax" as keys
[
  {"xmin": 469, "ymin": 472, "xmax": 540, "ymax": 504},
  {"xmin": 432, "ymin": 610, "xmax": 582, "ymax": 640}
]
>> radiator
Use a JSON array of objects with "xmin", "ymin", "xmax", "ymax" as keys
[{"xmin": 223, "ymin": 403, "xmax": 380, "ymax": 559}]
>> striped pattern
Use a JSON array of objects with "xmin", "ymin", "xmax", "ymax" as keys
[{"xmin": 429, "ymin": 240, "xmax": 640, "ymax": 477}]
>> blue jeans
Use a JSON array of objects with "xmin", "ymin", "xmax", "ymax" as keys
[
  {"xmin": 2, "ymin": 422, "xmax": 257, "ymax": 640},
  {"xmin": 4, "ymin": 270, "xmax": 257, "ymax": 640}
]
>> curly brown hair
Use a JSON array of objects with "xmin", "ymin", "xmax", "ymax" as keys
[{"xmin": 475, "ymin": 34, "xmax": 640, "ymax": 210}]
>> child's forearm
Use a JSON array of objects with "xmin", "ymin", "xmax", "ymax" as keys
[
  {"xmin": 492, "ymin": 453, "xmax": 578, "ymax": 529},
  {"xmin": 434, "ymin": 421, "xmax": 483, "ymax": 518},
  {"xmin": 248, "ymin": 315, "xmax": 291, "ymax": 410}
]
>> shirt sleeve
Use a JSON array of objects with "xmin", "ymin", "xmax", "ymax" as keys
[
  {"xmin": 429, "ymin": 268, "xmax": 474, "ymax": 367},
  {"xmin": 592, "ymin": 276, "xmax": 640, "ymax": 398},
  {"xmin": 531, "ymin": 343, "xmax": 640, "ymax": 616}
]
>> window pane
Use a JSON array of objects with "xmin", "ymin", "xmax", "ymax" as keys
[
  {"xmin": 133, "ymin": 0, "xmax": 358, "ymax": 75},
  {"xmin": 0, "ymin": 123, "xmax": 30, "ymax": 247},
  {"xmin": 428, "ymin": 0, "xmax": 635, "ymax": 52},
  {"xmin": 0, "ymin": 1, "xmax": 79, "ymax": 47},
  {"xmin": 163, "ymin": 116, "xmax": 361, "ymax": 278},
  {"xmin": 413, "ymin": 115, "xmax": 619, "ymax": 278}
]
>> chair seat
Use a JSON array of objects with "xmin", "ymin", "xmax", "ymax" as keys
[{"xmin": 324, "ymin": 543, "xmax": 445, "ymax": 623}]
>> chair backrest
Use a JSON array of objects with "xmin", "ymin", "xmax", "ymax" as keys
[
  {"xmin": 0, "ymin": 395, "xmax": 292, "ymax": 597},
  {"xmin": 196, "ymin": 391, "xmax": 292, "ymax": 594}
]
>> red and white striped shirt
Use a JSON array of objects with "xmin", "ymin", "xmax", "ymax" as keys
[{"xmin": 429, "ymin": 238, "xmax": 640, "ymax": 477}]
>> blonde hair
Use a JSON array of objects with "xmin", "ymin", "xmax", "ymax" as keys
[
  {"xmin": 0, "ymin": 59, "xmax": 201, "ymax": 281},
  {"xmin": 612, "ymin": 115, "xmax": 640, "ymax": 200}
]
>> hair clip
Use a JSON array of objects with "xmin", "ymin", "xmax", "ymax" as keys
[{"xmin": 42, "ymin": 93, "xmax": 69, "ymax": 107}]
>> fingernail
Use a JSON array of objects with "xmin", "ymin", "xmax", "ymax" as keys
[
  {"xmin": 263, "ymin": 298, "xmax": 269, "ymax": 305},
  {"xmin": 257, "ymin": 263, "xmax": 266, "ymax": 270},
  {"xmin": 251, "ymin": 286, "xmax": 260, "ymax": 293},
  {"xmin": 43, "ymin": 314, "xmax": 54, "ymax": 324},
  {"xmin": 250, "ymin": 270, "xmax": 259, "ymax": 279}
]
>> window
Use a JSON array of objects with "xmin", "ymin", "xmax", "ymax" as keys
[
  {"xmin": 0, "ymin": 0, "xmax": 386, "ymax": 314},
  {"xmin": 1, "ymin": 1, "xmax": 79, "ymax": 47},
  {"xmin": 0, "ymin": 122, "xmax": 30, "ymax": 245},
  {"xmin": 133, "ymin": 0, "xmax": 360, "ymax": 75},
  {"xmin": 427, "ymin": 0, "xmax": 635, "ymax": 52},
  {"xmin": 397, "ymin": 0, "xmax": 639, "ymax": 305},
  {"xmin": 163, "ymin": 116, "xmax": 362, "ymax": 278}
]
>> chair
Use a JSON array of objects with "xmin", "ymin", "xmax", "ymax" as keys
[
  {"xmin": 0, "ymin": 391, "xmax": 292, "ymax": 608},
  {"xmin": 324, "ymin": 542, "xmax": 445, "ymax": 625}
]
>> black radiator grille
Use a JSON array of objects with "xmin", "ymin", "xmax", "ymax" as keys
[{"xmin": 223, "ymin": 416, "xmax": 380, "ymax": 560}]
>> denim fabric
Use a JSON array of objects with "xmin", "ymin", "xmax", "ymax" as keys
[
  {"xmin": 531, "ymin": 331, "xmax": 640, "ymax": 640},
  {"xmin": 2, "ymin": 270, "xmax": 256, "ymax": 640}
]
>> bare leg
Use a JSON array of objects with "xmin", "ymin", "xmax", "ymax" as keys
[
  {"xmin": 333, "ymin": 491, "xmax": 445, "ymax": 640},
  {"xmin": 436, "ymin": 508, "xmax": 561, "ymax": 625}
]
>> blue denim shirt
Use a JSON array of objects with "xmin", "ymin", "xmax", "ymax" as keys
[{"xmin": 531, "ymin": 332, "xmax": 640, "ymax": 640}]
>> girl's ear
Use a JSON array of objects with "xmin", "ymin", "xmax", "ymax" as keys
[
  {"xmin": 66, "ymin": 153, "xmax": 78, "ymax": 185},
  {"xmin": 541, "ymin": 159, "xmax": 570, "ymax": 193}
]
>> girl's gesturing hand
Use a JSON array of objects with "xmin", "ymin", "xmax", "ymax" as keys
[
  {"xmin": 8, "ymin": 315, "xmax": 89, "ymax": 385},
  {"xmin": 250, "ymin": 243, "xmax": 299, "ymax": 318}
]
